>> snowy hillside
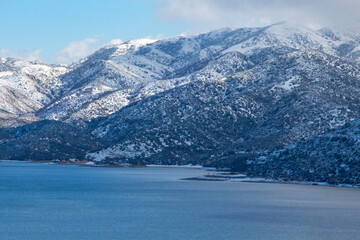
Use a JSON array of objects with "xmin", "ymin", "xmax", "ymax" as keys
[
  {"xmin": 36, "ymin": 22, "xmax": 360, "ymax": 122},
  {"xmin": 86, "ymin": 49, "xmax": 360, "ymax": 166},
  {"xmin": 250, "ymin": 119, "xmax": 360, "ymax": 185},
  {"xmin": 0, "ymin": 58, "xmax": 68, "ymax": 126}
]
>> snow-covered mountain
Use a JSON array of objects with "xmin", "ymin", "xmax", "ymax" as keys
[
  {"xmin": 250, "ymin": 119, "xmax": 360, "ymax": 185},
  {"xmin": 1, "ymin": 22, "xmax": 360, "ymax": 184},
  {"xmin": 37, "ymin": 22, "xmax": 360, "ymax": 122},
  {"xmin": 85, "ymin": 49, "xmax": 360, "ymax": 165},
  {"xmin": 38, "ymin": 28, "xmax": 257, "ymax": 121},
  {"xmin": 0, "ymin": 58, "xmax": 68, "ymax": 127}
]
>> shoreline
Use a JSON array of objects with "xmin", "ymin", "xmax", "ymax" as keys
[
  {"xmin": 35, "ymin": 160, "xmax": 213, "ymax": 169},
  {"xmin": 2, "ymin": 160, "xmax": 359, "ymax": 189},
  {"xmin": 183, "ymin": 174, "xmax": 360, "ymax": 189}
]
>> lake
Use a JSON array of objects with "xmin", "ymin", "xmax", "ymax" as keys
[{"xmin": 1, "ymin": 161, "xmax": 360, "ymax": 240}]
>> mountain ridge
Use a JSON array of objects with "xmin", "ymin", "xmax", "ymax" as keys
[{"xmin": 1, "ymin": 22, "xmax": 360, "ymax": 184}]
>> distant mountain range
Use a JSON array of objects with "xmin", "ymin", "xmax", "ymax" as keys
[{"xmin": 1, "ymin": 22, "xmax": 360, "ymax": 185}]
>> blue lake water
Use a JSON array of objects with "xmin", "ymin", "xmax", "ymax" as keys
[{"xmin": 1, "ymin": 161, "xmax": 360, "ymax": 240}]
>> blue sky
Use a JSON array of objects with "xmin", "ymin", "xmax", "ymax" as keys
[
  {"xmin": 0, "ymin": 0, "xmax": 187, "ymax": 63},
  {"xmin": 0, "ymin": 0, "xmax": 358, "ymax": 64}
]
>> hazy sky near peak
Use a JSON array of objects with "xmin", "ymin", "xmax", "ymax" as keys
[
  {"xmin": 157, "ymin": 0, "xmax": 360, "ymax": 30},
  {"xmin": 0, "ymin": 0, "xmax": 359, "ymax": 64}
]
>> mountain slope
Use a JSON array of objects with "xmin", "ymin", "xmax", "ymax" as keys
[
  {"xmin": 0, "ymin": 120, "xmax": 102, "ymax": 161},
  {"xmin": 0, "ymin": 58, "xmax": 68, "ymax": 126},
  {"xmin": 38, "ymin": 28, "xmax": 258, "ymax": 122},
  {"xmin": 249, "ymin": 119, "xmax": 360, "ymax": 185},
  {"xmin": 86, "ymin": 49, "xmax": 360, "ymax": 166},
  {"xmin": 38, "ymin": 22, "xmax": 360, "ymax": 123}
]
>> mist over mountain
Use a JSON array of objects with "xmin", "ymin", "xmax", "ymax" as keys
[{"xmin": 1, "ymin": 22, "xmax": 360, "ymax": 184}]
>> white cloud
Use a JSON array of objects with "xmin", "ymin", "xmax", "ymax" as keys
[
  {"xmin": 0, "ymin": 49, "xmax": 9, "ymax": 54},
  {"xmin": 56, "ymin": 38, "xmax": 100, "ymax": 64},
  {"xmin": 156, "ymin": 0, "xmax": 360, "ymax": 31},
  {"xmin": 0, "ymin": 49, "xmax": 9, "ymax": 57},
  {"xmin": 110, "ymin": 39, "xmax": 123, "ymax": 45},
  {"xmin": 27, "ymin": 49, "xmax": 43, "ymax": 61},
  {"xmin": 0, "ymin": 48, "xmax": 43, "ymax": 61}
]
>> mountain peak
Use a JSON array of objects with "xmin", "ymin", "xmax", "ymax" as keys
[
  {"xmin": 126, "ymin": 38, "xmax": 157, "ymax": 46},
  {"xmin": 107, "ymin": 38, "xmax": 157, "ymax": 57}
]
